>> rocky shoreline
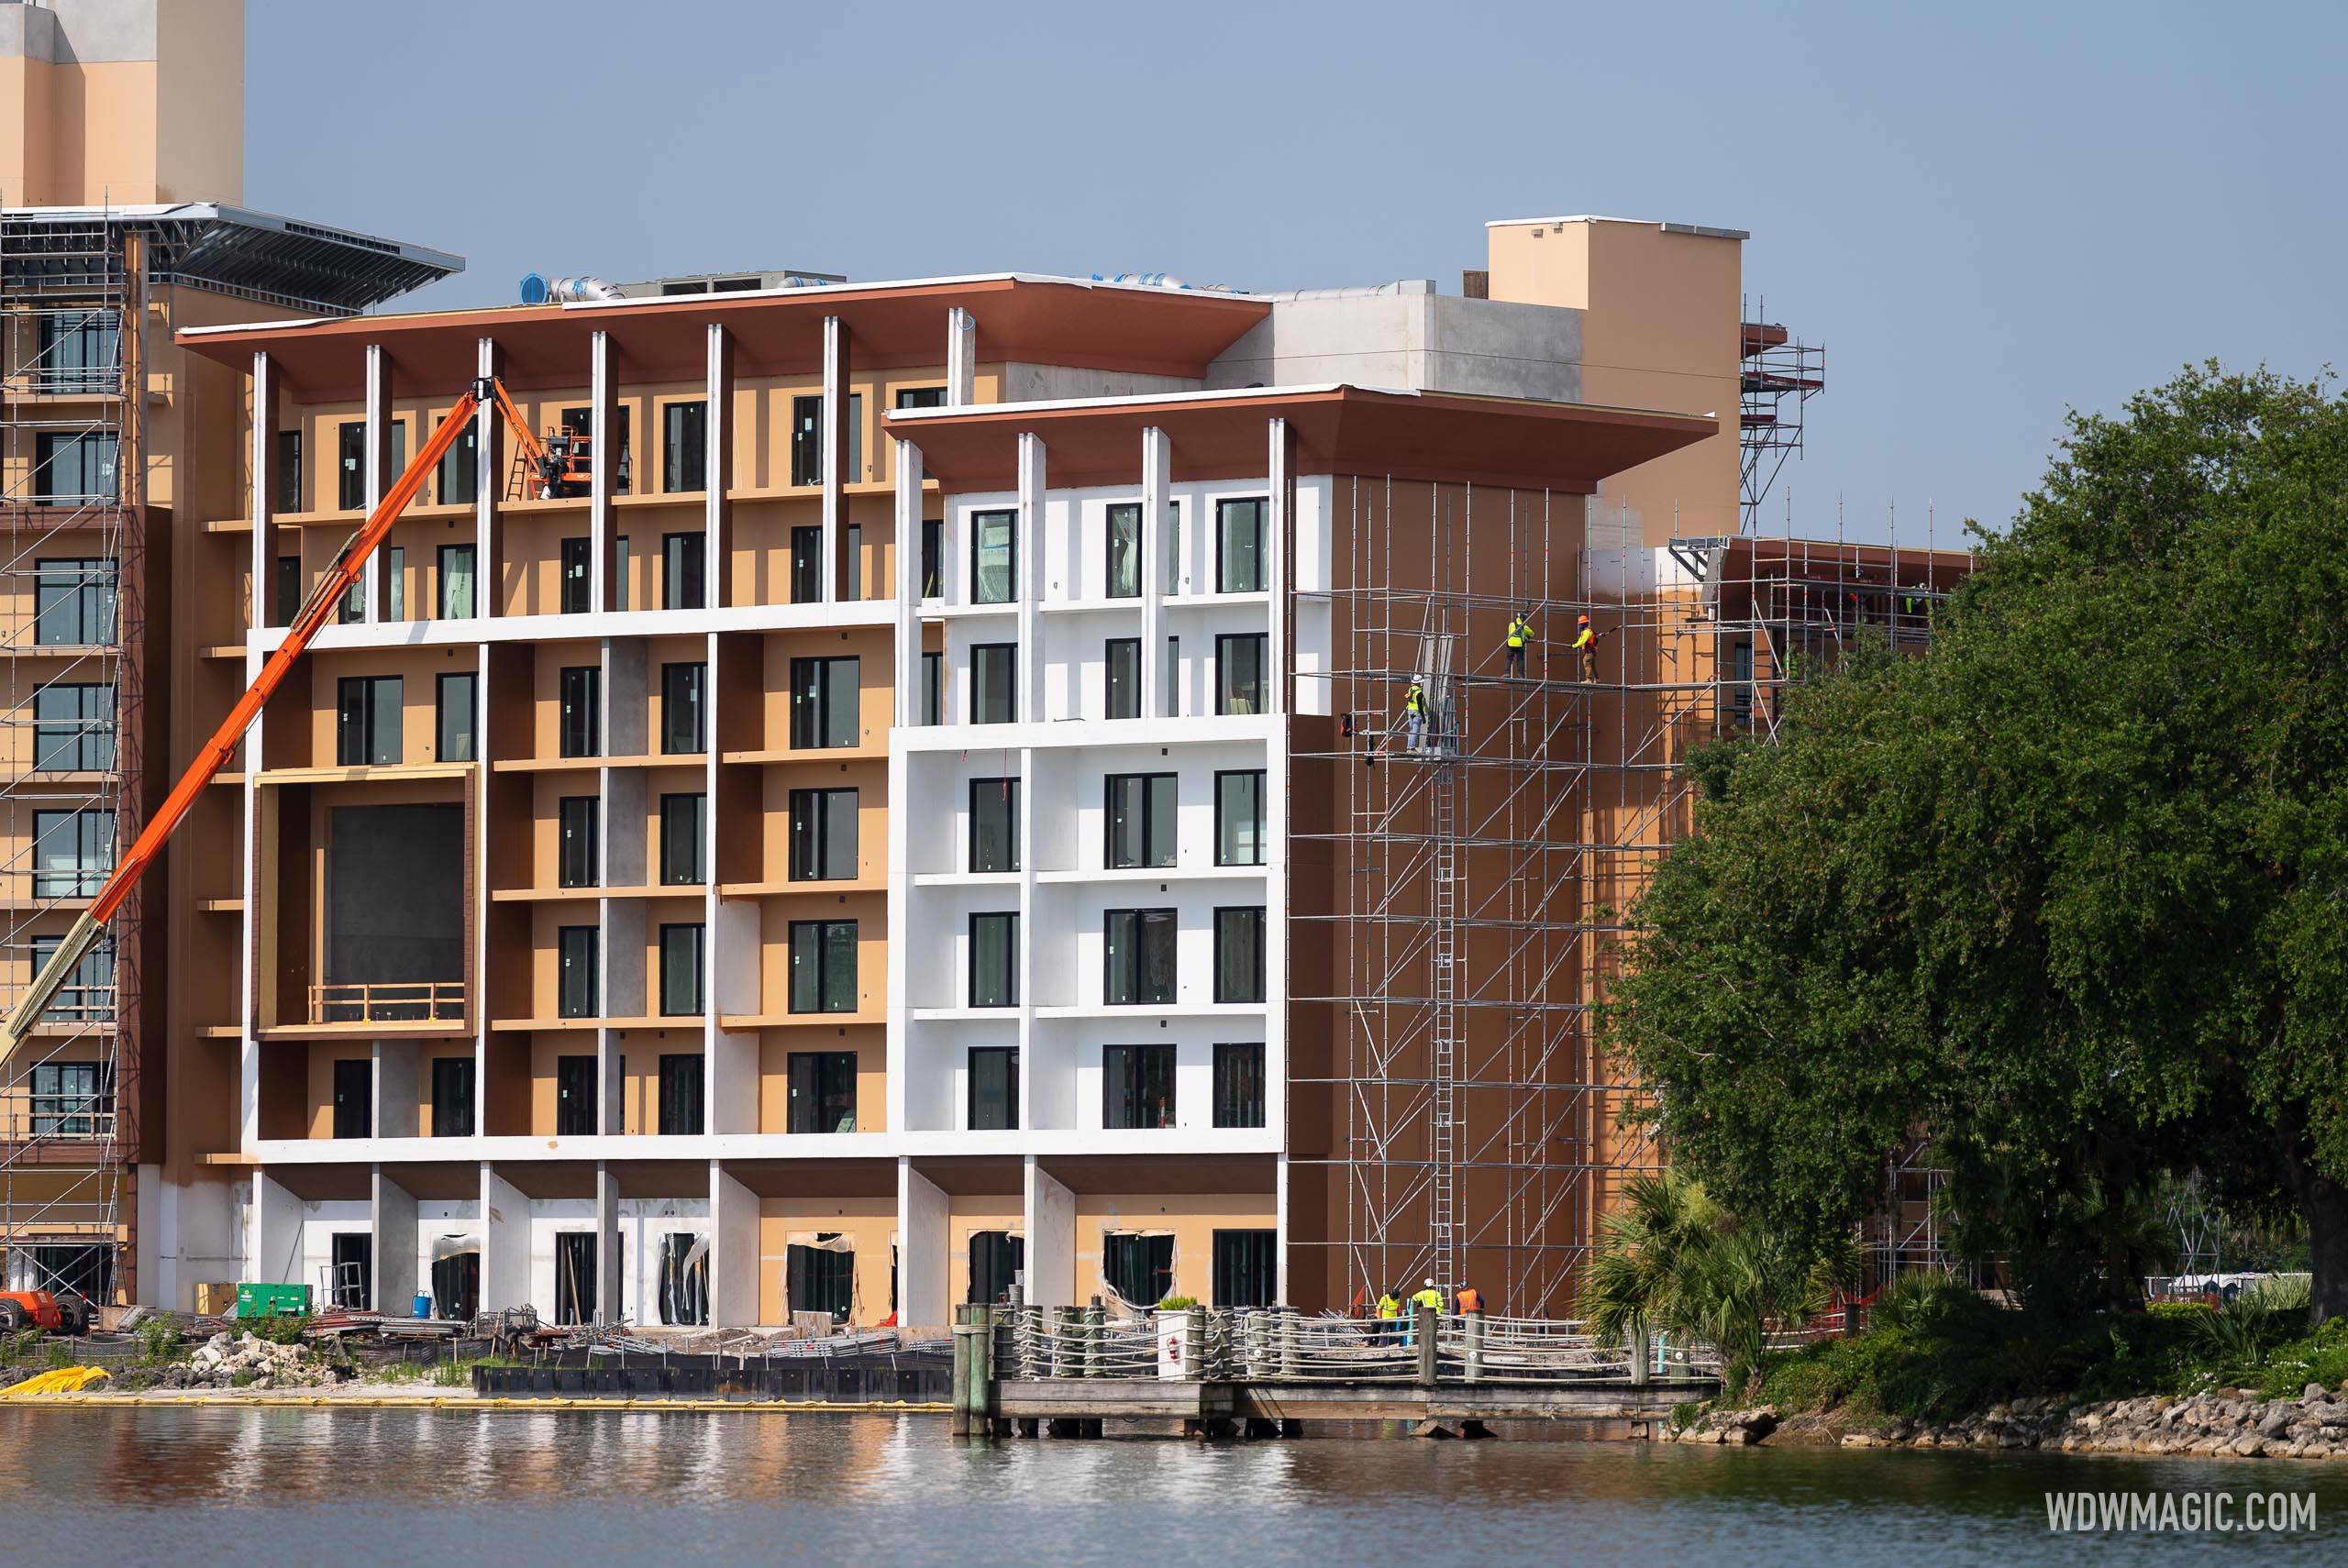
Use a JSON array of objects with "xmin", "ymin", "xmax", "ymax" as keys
[{"xmin": 1673, "ymin": 1383, "xmax": 2348, "ymax": 1460}]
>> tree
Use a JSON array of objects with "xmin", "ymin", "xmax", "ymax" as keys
[{"xmin": 1609, "ymin": 367, "xmax": 2348, "ymax": 1322}]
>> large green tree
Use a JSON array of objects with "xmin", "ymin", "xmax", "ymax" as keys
[{"xmin": 1611, "ymin": 367, "xmax": 2348, "ymax": 1321}]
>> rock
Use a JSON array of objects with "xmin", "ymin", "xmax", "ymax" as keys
[
  {"xmin": 2259, "ymin": 1409, "xmax": 2296, "ymax": 1438},
  {"xmin": 1841, "ymin": 1433, "xmax": 1877, "ymax": 1448},
  {"xmin": 2304, "ymin": 1384, "xmax": 2327, "ymax": 1404},
  {"xmin": 2232, "ymin": 1433, "xmax": 2267, "ymax": 1458}
]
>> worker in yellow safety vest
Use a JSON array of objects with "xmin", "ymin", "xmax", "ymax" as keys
[
  {"xmin": 1401, "ymin": 679, "xmax": 1427, "ymax": 753},
  {"xmin": 1573, "ymin": 614, "xmax": 1602, "ymax": 683},
  {"xmin": 1504, "ymin": 609, "xmax": 1535, "ymax": 679},
  {"xmin": 1377, "ymin": 1288, "xmax": 1402, "ymax": 1345},
  {"xmin": 1403, "ymin": 1277, "xmax": 1445, "ymax": 1347}
]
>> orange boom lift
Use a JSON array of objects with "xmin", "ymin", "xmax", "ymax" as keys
[{"xmin": 0, "ymin": 378, "xmax": 555, "ymax": 1066}]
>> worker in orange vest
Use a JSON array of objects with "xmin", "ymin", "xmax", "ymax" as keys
[
  {"xmin": 1457, "ymin": 1283, "xmax": 1484, "ymax": 1314},
  {"xmin": 1573, "ymin": 615, "xmax": 1602, "ymax": 683}
]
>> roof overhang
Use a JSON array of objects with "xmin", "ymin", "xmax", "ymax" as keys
[{"xmin": 887, "ymin": 385, "xmax": 1716, "ymax": 492}]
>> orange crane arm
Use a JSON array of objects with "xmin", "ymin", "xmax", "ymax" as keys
[{"xmin": 1, "ymin": 378, "xmax": 543, "ymax": 1064}]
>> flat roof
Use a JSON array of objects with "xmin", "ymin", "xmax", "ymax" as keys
[{"xmin": 1485, "ymin": 215, "xmax": 1750, "ymax": 241}]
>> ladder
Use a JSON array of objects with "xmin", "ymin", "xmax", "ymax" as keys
[{"xmin": 1421, "ymin": 631, "xmax": 1461, "ymax": 1295}]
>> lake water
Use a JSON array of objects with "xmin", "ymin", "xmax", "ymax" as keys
[{"xmin": 3, "ymin": 1407, "xmax": 2344, "ymax": 1565}]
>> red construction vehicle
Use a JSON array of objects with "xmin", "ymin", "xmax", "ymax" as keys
[
  {"xmin": 0, "ymin": 377, "xmax": 557, "ymax": 1069},
  {"xmin": 0, "ymin": 1288, "xmax": 92, "ymax": 1335}
]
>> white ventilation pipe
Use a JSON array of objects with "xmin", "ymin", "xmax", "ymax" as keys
[{"xmin": 547, "ymin": 275, "xmax": 623, "ymax": 302}]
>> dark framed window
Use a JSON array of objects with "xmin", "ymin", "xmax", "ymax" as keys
[
  {"xmin": 920, "ymin": 518, "xmax": 943, "ymax": 598},
  {"xmin": 790, "ymin": 395, "xmax": 824, "ymax": 487},
  {"xmin": 28, "ymin": 934, "xmax": 111, "ymax": 1023},
  {"xmin": 1102, "ymin": 1044, "xmax": 1176, "ymax": 1130},
  {"xmin": 788, "ymin": 656, "xmax": 858, "ymax": 748},
  {"xmin": 789, "ymin": 788, "xmax": 858, "ymax": 881},
  {"xmin": 787, "ymin": 1236, "xmax": 853, "ymax": 1320},
  {"xmin": 555, "ymin": 1054, "xmax": 597, "ymax": 1134},
  {"xmin": 969, "ymin": 778, "xmax": 1019, "ymax": 872},
  {"xmin": 560, "ymin": 404, "xmax": 632, "ymax": 492},
  {"xmin": 1105, "ymin": 773, "xmax": 1177, "ymax": 869},
  {"xmin": 339, "ymin": 567, "xmax": 364, "ymax": 625},
  {"xmin": 275, "ymin": 430, "xmax": 303, "ymax": 513},
  {"xmin": 659, "ymin": 1231, "xmax": 708, "ymax": 1326},
  {"xmin": 659, "ymin": 922, "xmax": 705, "ymax": 1015},
  {"xmin": 31, "ymin": 809, "xmax": 112, "ymax": 898},
  {"xmin": 558, "ymin": 927, "xmax": 599, "ymax": 1019},
  {"xmin": 437, "ymin": 544, "xmax": 476, "ymax": 620},
  {"xmin": 659, "ymin": 793, "xmax": 705, "ymax": 885},
  {"xmin": 840, "ymin": 524, "xmax": 863, "ymax": 602},
  {"xmin": 338, "ymin": 421, "xmax": 367, "ymax": 511},
  {"xmin": 1213, "ymin": 1230, "xmax": 1277, "ymax": 1309},
  {"xmin": 437, "ymin": 423, "xmax": 478, "ymax": 507},
  {"xmin": 558, "ymin": 797, "xmax": 599, "ymax": 889},
  {"xmin": 788, "ymin": 920, "xmax": 858, "ymax": 1014},
  {"xmin": 615, "ymin": 536, "xmax": 631, "ymax": 611},
  {"xmin": 332, "ymin": 1057, "xmax": 372, "ymax": 1139},
  {"xmin": 1214, "ymin": 1042, "xmax": 1266, "ymax": 1129},
  {"xmin": 659, "ymin": 1053, "xmax": 704, "ymax": 1135},
  {"xmin": 895, "ymin": 385, "xmax": 947, "ymax": 411},
  {"xmin": 969, "ymin": 1231, "xmax": 1022, "ymax": 1306},
  {"xmin": 1104, "ymin": 909, "xmax": 1175, "ymax": 1006},
  {"xmin": 971, "ymin": 643, "xmax": 1015, "ymax": 724},
  {"xmin": 786, "ymin": 1051, "xmax": 858, "ymax": 1133},
  {"xmin": 336, "ymin": 675, "xmax": 402, "ymax": 766},
  {"xmin": 554, "ymin": 1231, "xmax": 598, "ymax": 1323},
  {"xmin": 1216, "ymin": 633, "xmax": 1268, "ymax": 715},
  {"xmin": 560, "ymin": 537, "xmax": 591, "ymax": 614},
  {"xmin": 35, "ymin": 308, "xmax": 118, "ymax": 393},
  {"xmin": 328, "ymin": 1232, "xmax": 373, "ymax": 1310},
  {"xmin": 663, "ymin": 400, "xmax": 707, "ymax": 494},
  {"xmin": 1162, "ymin": 635, "xmax": 1180, "ymax": 718},
  {"xmin": 32, "ymin": 432, "xmax": 116, "ymax": 505},
  {"xmin": 1216, "ymin": 498, "xmax": 1267, "ymax": 592},
  {"xmin": 385, "ymin": 547, "xmax": 406, "ymax": 621},
  {"xmin": 661, "ymin": 661, "xmax": 707, "ymax": 754},
  {"xmin": 32, "ymin": 682, "xmax": 113, "ymax": 773},
  {"xmin": 790, "ymin": 525, "xmax": 822, "ymax": 604},
  {"xmin": 559, "ymin": 666, "xmax": 602, "ymax": 757},
  {"xmin": 437, "ymin": 672, "xmax": 477, "ymax": 763},
  {"xmin": 662, "ymin": 531, "xmax": 706, "ymax": 611},
  {"xmin": 432, "ymin": 1055, "xmax": 475, "ymax": 1138},
  {"xmin": 1104, "ymin": 502, "xmax": 1142, "ymax": 599},
  {"xmin": 1214, "ymin": 908, "xmax": 1267, "ymax": 1003},
  {"xmin": 969, "ymin": 912, "xmax": 1018, "ymax": 1008},
  {"xmin": 274, "ymin": 555, "xmax": 301, "ymax": 626},
  {"xmin": 1215, "ymin": 769, "xmax": 1266, "ymax": 867},
  {"xmin": 34, "ymin": 558, "xmax": 115, "ymax": 645},
  {"xmin": 968, "ymin": 1046, "xmax": 1018, "ymax": 1132},
  {"xmin": 922, "ymin": 651, "xmax": 942, "ymax": 726},
  {"xmin": 28, "ymin": 1060, "xmax": 111, "ymax": 1135},
  {"xmin": 971, "ymin": 508, "xmax": 1016, "ymax": 603},
  {"xmin": 1105, "ymin": 638, "xmax": 1141, "ymax": 720},
  {"xmin": 1103, "ymin": 1231, "xmax": 1175, "ymax": 1306}
]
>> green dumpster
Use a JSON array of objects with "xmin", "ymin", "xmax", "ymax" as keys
[{"xmin": 234, "ymin": 1282, "xmax": 312, "ymax": 1319}]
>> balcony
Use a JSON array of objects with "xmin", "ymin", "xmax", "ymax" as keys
[
  {"xmin": 307, "ymin": 980, "xmax": 467, "ymax": 1026},
  {"xmin": 0, "ymin": 1105, "xmax": 123, "ymax": 1161}
]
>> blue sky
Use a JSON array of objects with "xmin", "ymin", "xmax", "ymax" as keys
[{"xmin": 249, "ymin": 0, "xmax": 2346, "ymax": 539}]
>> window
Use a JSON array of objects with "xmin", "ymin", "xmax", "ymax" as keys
[
  {"xmin": 659, "ymin": 792, "xmax": 705, "ymax": 885},
  {"xmin": 338, "ymin": 421, "xmax": 366, "ymax": 510},
  {"xmin": 971, "ymin": 508, "xmax": 1016, "ymax": 603},
  {"xmin": 615, "ymin": 536, "xmax": 631, "ymax": 611},
  {"xmin": 554, "ymin": 1231, "xmax": 598, "ymax": 1323},
  {"xmin": 1103, "ymin": 1043, "xmax": 1176, "ymax": 1129},
  {"xmin": 558, "ymin": 927, "xmax": 599, "ymax": 1020},
  {"xmin": 1214, "ymin": 908, "xmax": 1267, "ymax": 1003},
  {"xmin": 662, "ymin": 531, "xmax": 706, "ymax": 610},
  {"xmin": 1103, "ymin": 909, "xmax": 1175, "ymax": 1006},
  {"xmin": 34, "ymin": 558, "xmax": 115, "ymax": 646},
  {"xmin": 559, "ymin": 666, "xmax": 601, "ymax": 756},
  {"xmin": 32, "ymin": 683, "xmax": 113, "ymax": 773},
  {"xmin": 1215, "ymin": 770, "xmax": 1266, "ymax": 867},
  {"xmin": 1213, "ymin": 1231, "xmax": 1277, "ymax": 1309},
  {"xmin": 35, "ymin": 308, "xmax": 117, "ymax": 393},
  {"xmin": 663, "ymin": 400, "xmax": 707, "ymax": 493},
  {"xmin": 1104, "ymin": 502, "xmax": 1142, "ymax": 599},
  {"xmin": 336, "ymin": 675, "xmax": 402, "ymax": 766},
  {"xmin": 437, "ymin": 424, "xmax": 478, "ymax": 507},
  {"xmin": 333, "ymin": 1057, "xmax": 372, "ymax": 1139},
  {"xmin": 968, "ymin": 1046, "xmax": 1018, "ymax": 1132},
  {"xmin": 1103, "ymin": 1231, "xmax": 1175, "ymax": 1305},
  {"xmin": 790, "ymin": 525, "xmax": 822, "ymax": 604},
  {"xmin": 276, "ymin": 430, "xmax": 303, "ymax": 513},
  {"xmin": 840, "ymin": 523, "xmax": 862, "ymax": 602},
  {"xmin": 659, "ymin": 922, "xmax": 705, "ymax": 1015},
  {"xmin": 922, "ymin": 651, "xmax": 942, "ymax": 726},
  {"xmin": 788, "ymin": 788, "xmax": 858, "ymax": 881},
  {"xmin": 28, "ymin": 1060, "xmax": 111, "ymax": 1136},
  {"xmin": 558, "ymin": 797, "xmax": 599, "ymax": 889},
  {"xmin": 895, "ymin": 385, "xmax": 947, "ymax": 411},
  {"xmin": 970, "ymin": 643, "xmax": 1015, "ymax": 724},
  {"xmin": 555, "ymin": 1054, "xmax": 597, "ymax": 1134},
  {"xmin": 437, "ymin": 672, "xmax": 477, "ymax": 763},
  {"xmin": 560, "ymin": 537, "xmax": 591, "ymax": 614},
  {"xmin": 788, "ymin": 656, "xmax": 858, "ymax": 748},
  {"xmin": 969, "ymin": 1231, "xmax": 1023, "ymax": 1306},
  {"xmin": 1217, "ymin": 633, "xmax": 1268, "ymax": 715},
  {"xmin": 330, "ymin": 1233, "xmax": 374, "ymax": 1311},
  {"xmin": 661, "ymin": 661, "xmax": 706, "ymax": 754},
  {"xmin": 33, "ymin": 432, "xmax": 116, "ymax": 504},
  {"xmin": 339, "ymin": 573, "xmax": 364, "ymax": 625},
  {"xmin": 787, "ymin": 1236, "xmax": 853, "ymax": 1321},
  {"xmin": 969, "ymin": 778, "xmax": 1019, "ymax": 872},
  {"xmin": 659, "ymin": 1231, "xmax": 708, "ymax": 1325},
  {"xmin": 560, "ymin": 405, "xmax": 632, "ymax": 492},
  {"xmin": 920, "ymin": 518, "xmax": 943, "ymax": 598},
  {"xmin": 969, "ymin": 912, "xmax": 1018, "ymax": 1008},
  {"xmin": 432, "ymin": 1056, "xmax": 474, "ymax": 1138},
  {"xmin": 432, "ymin": 1250, "xmax": 481, "ymax": 1323},
  {"xmin": 1214, "ymin": 1042, "xmax": 1267, "ymax": 1129},
  {"xmin": 28, "ymin": 934, "xmax": 111, "ymax": 1023},
  {"xmin": 1216, "ymin": 498, "xmax": 1267, "ymax": 592},
  {"xmin": 659, "ymin": 1053, "xmax": 703, "ymax": 1136},
  {"xmin": 1104, "ymin": 638, "xmax": 1141, "ymax": 721},
  {"xmin": 1162, "ymin": 635, "xmax": 1180, "ymax": 718},
  {"xmin": 437, "ymin": 543, "xmax": 476, "ymax": 620},
  {"xmin": 385, "ymin": 546, "xmax": 406, "ymax": 621},
  {"xmin": 790, "ymin": 395, "xmax": 824, "ymax": 487},
  {"xmin": 31, "ymin": 810, "xmax": 112, "ymax": 898},
  {"xmin": 786, "ymin": 1051, "xmax": 858, "ymax": 1133},
  {"xmin": 1105, "ymin": 773, "xmax": 1177, "ymax": 869},
  {"xmin": 788, "ymin": 921, "xmax": 858, "ymax": 1014},
  {"xmin": 274, "ymin": 556, "xmax": 301, "ymax": 626}
]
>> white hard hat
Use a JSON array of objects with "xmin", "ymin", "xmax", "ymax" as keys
[{"xmin": 1423, "ymin": 1277, "xmax": 1435, "ymax": 1288}]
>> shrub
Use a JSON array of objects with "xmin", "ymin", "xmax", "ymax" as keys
[
  {"xmin": 1156, "ymin": 1295, "xmax": 1200, "ymax": 1311},
  {"xmin": 243, "ymin": 1311, "xmax": 312, "ymax": 1345}
]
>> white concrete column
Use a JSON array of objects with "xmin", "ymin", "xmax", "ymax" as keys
[
  {"xmin": 1267, "ymin": 417, "xmax": 1292, "ymax": 716},
  {"xmin": 884, "ymin": 734, "xmax": 911, "ymax": 1138},
  {"xmin": 372, "ymin": 1166, "xmax": 419, "ymax": 1316},
  {"xmin": 1023, "ymin": 1156, "xmax": 1075, "ymax": 1309},
  {"xmin": 249, "ymin": 349, "xmax": 278, "ymax": 618},
  {"xmin": 480, "ymin": 1164, "xmax": 529, "ymax": 1312},
  {"xmin": 704, "ymin": 324, "xmax": 732, "ymax": 607},
  {"xmin": 249, "ymin": 1168, "xmax": 303, "ymax": 1286},
  {"xmin": 1275, "ymin": 1154, "xmax": 1290, "ymax": 1308},
  {"xmin": 892, "ymin": 438, "xmax": 924, "ymax": 728},
  {"xmin": 589, "ymin": 330, "xmax": 617, "ymax": 611},
  {"xmin": 1016, "ymin": 432, "xmax": 1046, "ymax": 721},
  {"xmin": 1140, "ymin": 425, "xmax": 1170, "ymax": 717},
  {"xmin": 711, "ymin": 1161, "xmax": 760, "ymax": 1327},
  {"xmin": 238, "ymin": 357, "xmax": 271, "ymax": 1147},
  {"xmin": 899, "ymin": 1158, "xmax": 948, "ymax": 1331},
  {"xmin": 821, "ymin": 315, "xmax": 846, "ymax": 601},
  {"xmin": 593, "ymin": 1161, "xmax": 623, "ymax": 1324},
  {"xmin": 946, "ymin": 307, "xmax": 977, "ymax": 406}
]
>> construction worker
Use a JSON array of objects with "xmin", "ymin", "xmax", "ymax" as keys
[
  {"xmin": 1377, "ymin": 1286, "xmax": 1402, "ymax": 1346},
  {"xmin": 1404, "ymin": 1276, "xmax": 1445, "ymax": 1346},
  {"xmin": 1456, "ymin": 1282, "xmax": 1484, "ymax": 1315},
  {"xmin": 1401, "ymin": 679, "xmax": 1427, "ymax": 754},
  {"xmin": 1573, "ymin": 614, "xmax": 1602, "ymax": 683},
  {"xmin": 1503, "ymin": 608, "xmax": 1535, "ymax": 679}
]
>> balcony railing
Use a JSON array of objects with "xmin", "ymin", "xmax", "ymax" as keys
[
  {"xmin": 308, "ymin": 980, "xmax": 466, "ymax": 1025},
  {"xmin": 0, "ymin": 1105, "xmax": 117, "ymax": 1144}
]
